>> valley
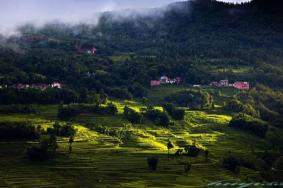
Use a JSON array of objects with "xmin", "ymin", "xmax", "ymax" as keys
[{"xmin": 0, "ymin": 86, "xmax": 273, "ymax": 187}]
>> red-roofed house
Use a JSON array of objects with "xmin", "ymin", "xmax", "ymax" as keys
[
  {"xmin": 150, "ymin": 80, "xmax": 161, "ymax": 87},
  {"xmin": 233, "ymin": 82, "xmax": 250, "ymax": 90}
]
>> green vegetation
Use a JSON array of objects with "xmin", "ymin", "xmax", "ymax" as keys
[
  {"xmin": 123, "ymin": 106, "xmax": 142, "ymax": 124},
  {"xmin": 0, "ymin": 0, "xmax": 283, "ymax": 186},
  {"xmin": 0, "ymin": 0, "xmax": 283, "ymax": 103},
  {"xmin": 57, "ymin": 103, "xmax": 118, "ymax": 120},
  {"xmin": 147, "ymin": 157, "xmax": 159, "ymax": 171},
  {"xmin": 27, "ymin": 134, "xmax": 58, "ymax": 161},
  {"xmin": 47, "ymin": 122, "xmax": 76, "ymax": 137},
  {"xmin": 229, "ymin": 113, "xmax": 268, "ymax": 138},
  {"xmin": 0, "ymin": 121, "xmax": 41, "ymax": 140},
  {"xmin": 184, "ymin": 144, "xmax": 204, "ymax": 157},
  {"xmin": 163, "ymin": 103, "xmax": 185, "ymax": 120},
  {"xmin": 0, "ymin": 86, "xmax": 282, "ymax": 187},
  {"xmin": 164, "ymin": 89, "xmax": 213, "ymax": 109},
  {"xmin": 144, "ymin": 108, "xmax": 170, "ymax": 127},
  {"xmin": 0, "ymin": 105, "xmax": 36, "ymax": 114},
  {"xmin": 224, "ymin": 99, "xmax": 259, "ymax": 117}
]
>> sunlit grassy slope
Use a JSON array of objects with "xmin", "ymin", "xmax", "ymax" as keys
[{"xmin": 0, "ymin": 86, "xmax": 269, "ymax": 187}]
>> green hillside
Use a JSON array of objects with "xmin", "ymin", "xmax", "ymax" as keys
[
  {"xmin": 0, "ymin": 0, "xmax": 283, "ymax": 187},
  {"xmin": 0, "ymin": 86, "xmax": 282, "ymax": 187}
]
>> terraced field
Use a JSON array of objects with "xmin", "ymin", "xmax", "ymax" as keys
[
  {"xmin": 0, "ymin": 99, "xmax": 269, "ymax": 188},
  {"xmin": 0, "ymin": 86, "xmax": 271, "ymax": 187}
]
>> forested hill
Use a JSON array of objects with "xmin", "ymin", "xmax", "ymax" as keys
[
  {"xmin": 1, "ymin": 0, "xmax": 283, "ymax": 91},
  {"xmin": 96, "ymin": 0, "xmax": 283, "ymax": 63}
]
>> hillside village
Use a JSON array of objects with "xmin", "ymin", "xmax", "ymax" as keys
[
  {"xmin": 151, "ymin": 77, "xmax": 250, "ymax": 90},
  {"xmin": 0, "ymin": 82, "xmax": 62, "ymax": 91},
  {"xmin": 1, "ymin": 78, "xmax": 249, "ymax": 92},
  {"xmin": 210, "ymin": 80, "xmax": 250, "ymax": 90},
  {"xmin": 150, "ymin": 76, "xmax": 182, "ymax": 86}
]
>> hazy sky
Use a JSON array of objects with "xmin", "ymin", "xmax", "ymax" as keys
[{"xmin": 0, "ymin": 0, "xmax": 251, "ymax": 35}]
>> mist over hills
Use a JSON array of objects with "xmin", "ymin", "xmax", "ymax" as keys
[{"xmin": 0, "ymin": 0, "xmax": 283, "ymax": 90}]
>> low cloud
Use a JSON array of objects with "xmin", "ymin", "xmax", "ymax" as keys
[
  {"xmin": 0, "ymin": 0, "xmax": 251, "ymax": 37},
  {"xmin": 0, "ymin": 0, "xmax": 181, "ymax": 37}
]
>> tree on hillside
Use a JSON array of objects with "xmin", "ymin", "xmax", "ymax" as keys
[
  {"xmin": 147, "ymin": 156, "xmax": 159, "ymax": 171},
  {"xmin": 167, "ymin": 140, "xmax": 174, "ymax": 157},
  {"xmin": 204, "ymin": 150, "xmax": 209, "ymax": 161},
  {"xmin": 69, "ymin": 136, "xmax": 74, "ymax": 154},
  {"xmin": 184, "ymin": 162, "xmax": 192, "ymax": 176},
  {"xmin": 123, "ymin": 106, "xmax": 142, "ymax": 124},
  {"xmin": 27, "ymin": 134, "xmax": 58, "ymax": 161},
  {"xmin": 165, "ymin": 90, "xmax": 213, "ymax": 109},
  {"xmin": 99, "ymin": 89, "xmax": 108, "ymax": 104}
]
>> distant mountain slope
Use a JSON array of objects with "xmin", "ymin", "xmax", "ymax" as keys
[
  {"xmin": 95, "ymin": 0, "xmax": 283, "ymax": 60},
  {"xmin": 0, "ymin": 0, "xmax": 283, "ymax": 89}
]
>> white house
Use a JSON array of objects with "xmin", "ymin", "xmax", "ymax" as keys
[
  {"xmin": 51, "ymin": 82, "xmax": 62, "ymax": 89},
  {"xmin": 160, "ymin": 76, "xmax": 169, "ymax": 84}
]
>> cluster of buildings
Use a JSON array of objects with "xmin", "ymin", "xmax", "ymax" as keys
[
  {"xmin": 77, "ymin": 47, "xmax": 97, "ymax": 55},
  {"xmin": 86, "ymin": 48, "xmax": 97, "ymax": 55},
  {"xmin": 150, "ymin": 76, "xmax": 182, "ymax": 87},
  {"xmin": 210, "ymin": 80, "xmax": 250, "ymax": 90},
  {"xmin": 150, "ymin": 77, "xmax": 250, "ymax": 91},
  {"xmin": 8, "ymin": 82, "xmax": 62, "ymax": 91}
]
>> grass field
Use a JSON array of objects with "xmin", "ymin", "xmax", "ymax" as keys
[{"xmin": 0, "ymin": 86, "xmax": 270, "ymax": 187}]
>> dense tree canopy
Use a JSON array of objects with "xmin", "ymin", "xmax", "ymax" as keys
[{"xmin": 0, "ymin": 0, "xmax": 282, "ymax": 104}]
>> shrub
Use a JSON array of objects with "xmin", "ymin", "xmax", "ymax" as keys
[
  {"xmin": 238, "ymin": 158, "xmax": 257, "ymax": 170},
  {"xmin": 184, "ymin": 144, "xmax": 202, "ymax": 157},
  {"xmin": 124, "ymin": 106, "xmax": 142, "ymax": 124},
  {"xmin": 106, "ymin": 87, "xmax": 132, "ymax": 100},
  {"xmin": 163, "ymin": 103, "xmax": 185, "ymax": 120},
  {"xmin": 222, "ymin": 154, "xmax": 240, "ymax": 173},
  {"xmin": 147, "ymin": 157, "xmax": 159, "ymax": 171},
  {"xmin": 167, "ymin": 140, "xmax": 174, "ymax": 157},
  {"xmin": 204, "ymin": 150, "xmax": 209, "ymax": 160},
  {"xmin": 47, "ymin": 122, "xmax": 76, "ymax": 137},
  {"xmin": 229, "ymin": 113, "xmax": 268, "ymax": 137},
  {"xmin": 58, "ymin": 103, "xmax": 118, "ymax": 120},
  {"xmin": 259, "ymin": 150, "xmax": 281, "ymax": 167},
  {"xmin": 27, "ymin": 135, "xmax": 58, "ymax": 161},
  {"xmin": 27, "ymin": 146, "xmax": 49, "ymax": 161},
  {"xmin": 224, "ymin": 99, "xmax": 244, "ymax": 113},
  {"xmin": 223, "ymin": 152, "xmax": 267, "ymax": 173},
  {"xmin": 103, "ymin": 103, "xmax": 118, "ymax": 115},
  {"xmin": 175, "ymin": 149, "xmax": 184, "ymax": 156},
  {"xmin": 164, "ymin": 89, "xmax": 213, "ymax": 109},
  {"xmin": 93, "ymin": 125, "xmax": 109, "ymax": 134},
  {"xmin": 258, "ymin": 103, "xmax": 280, "ymax": 123},
  {"xmin": 128, "ymin": 83, "xmax": 148, "ymax": 98},
  {"xmin": 0, "ymin": 121, "xmax": 40, "ymax": 140},
  {"xmin": 184, "ymin": 163, "xmax": 192, "ymax": 175},
  {"xmin": 144, "ymin": 109, "xmax": 170, "ymax": 127},
  {"xmin": 224, "ymin": 99, "xmax": 259, "ymax": 117}
]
